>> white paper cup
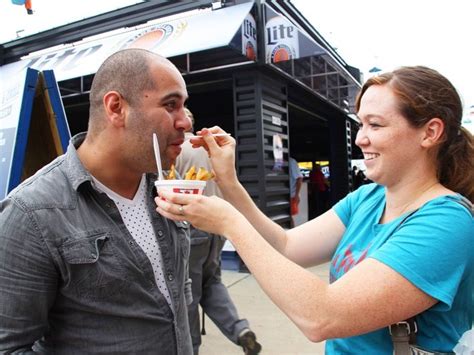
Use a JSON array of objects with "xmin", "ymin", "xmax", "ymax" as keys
[{"xmin": 155, "ymin": 180, "xmax": 206, "ymax": 195}]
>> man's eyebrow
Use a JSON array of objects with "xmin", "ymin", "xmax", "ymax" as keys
[{"xmin": 160, "ymin": 92, "xmax": 188, "ymax": 102}]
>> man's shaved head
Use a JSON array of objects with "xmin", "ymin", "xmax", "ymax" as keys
[{"xmin": 88, "ymin": 48, "xmax": 172, "ymax": 135}]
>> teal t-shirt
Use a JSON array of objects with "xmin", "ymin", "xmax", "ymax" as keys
[{"xmin": 326, "ymin": 184, "xmax": 473, "ymax": 354}]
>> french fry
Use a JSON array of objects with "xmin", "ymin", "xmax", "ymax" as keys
[
  {"xmin": 165, "ymin": 165, "xmax": 214, "ymax": 181},
  {"xmin": 166, "ymin": 164, "xmax": 176, "ymax": 180},
  {"xmin": 184, "ymin": 166, "xmax": 196, "ymax": 180},
  {"xmin": 196, "ymin": 167, "xmax": 211, "ymax": 181}
]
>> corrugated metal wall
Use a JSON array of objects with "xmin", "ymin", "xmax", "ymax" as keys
[{"xmin": 233, "ymin": 70, "xmax": 291, "ymax": 228}]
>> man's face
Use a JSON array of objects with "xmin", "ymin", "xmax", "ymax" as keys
[{"xmin": 125, "ymin": 62, "xmax": 190, "ymax": 172}]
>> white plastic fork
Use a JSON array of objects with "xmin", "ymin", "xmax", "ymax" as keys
[
  {"xmin": 184, "ymin": 133, "xmax": 231, "ymax": 140},
  {"xmin": 153, "ymin": 133, "xmax": 164, "ymax": 181}
]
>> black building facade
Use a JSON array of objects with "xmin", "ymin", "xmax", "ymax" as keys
[{"xmin": 0, "ymin": 0, "xmax": 362, "ymax": 229}]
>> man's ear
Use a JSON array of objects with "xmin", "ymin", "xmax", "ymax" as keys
[
  {"xmin": 103, "ymin": 91, "xmax": 126, "ymax": 128},
  {"xmin": 421, "ymin": 117, "xmax": 445, "ymax": 148}
]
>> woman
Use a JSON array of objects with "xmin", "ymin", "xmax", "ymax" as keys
[{"xmin": 156, "ymin": 66, "xmax": 473, "ymax": 353}]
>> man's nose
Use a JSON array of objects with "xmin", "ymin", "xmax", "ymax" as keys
[{"xmin": 176, "ymin": 108, "xmax": 191, "ymax": 130}]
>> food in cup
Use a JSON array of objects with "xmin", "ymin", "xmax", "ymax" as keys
[
  {"xmin": 166, "ymin": 165, "xmax": 214, "ymax": 181},
  {"xmin": 196, "ymin": 167, "xmax": 213, "ymax": 181},
  {"xmin": 167, "ymin": 165, "xmax": 177, "ymax": 180},
  {"xmin": 156, "ymin": 165, "xmax": 212, "ymax": 196}
]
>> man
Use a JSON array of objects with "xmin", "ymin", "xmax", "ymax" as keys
[
  {"xmin": 289, "ymin": 156, "xmax": 303, "ymax": 227},
  {"xmin": 175, "ymin": 108, "xmax": 262, "ymax": 355},
  {"xmin": 0, "ymin": 49, "xmax": 193, "ymax": 353},
  {"xmin": 309, "ymin": 163, "xmax": 329, "ymax": 218}
]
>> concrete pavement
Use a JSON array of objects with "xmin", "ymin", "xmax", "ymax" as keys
[{"xmin": 199, "ymin": 263, "xmax": 330, "ymax": 355}]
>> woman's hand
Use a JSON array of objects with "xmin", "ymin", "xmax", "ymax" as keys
[
  {"xmin": 190, "ymin": 126, "xmax": 237, "ymax": 188},
  {"xmin": 155, "ymin": 190, "xmax": 243, "ymax": 238}
]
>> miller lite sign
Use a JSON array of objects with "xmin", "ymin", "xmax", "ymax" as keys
[
  {"xmin": 122, "ymin": 23, "xmax": 176, "ymax": 52},
  {"xmin": 241, "ymin": 13, "xmax": 257, "ymax": 61},
  {"xmin": 0, "ymin": 1, "xmax": 258, "ymax": 84},
  {"xmin": 265, "ymin": 15, "xmax": 299, "ymax": 63}
]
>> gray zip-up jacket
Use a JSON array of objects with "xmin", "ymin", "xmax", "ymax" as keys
[{"xmin": 0, "ymin": 133, "xmax": 193, "ymax": 354}]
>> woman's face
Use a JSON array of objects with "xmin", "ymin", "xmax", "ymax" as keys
[{"xmin": 355, "ymin": 84, "xmax": 426, "ymax": 187}]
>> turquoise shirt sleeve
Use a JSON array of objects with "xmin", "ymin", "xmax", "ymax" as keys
[
  {"xmin": 328, "ymin": 187, "xmax": 473, "ymax": 352},
  {"xmin": 371, "ymin": 197, "xmax": 473, "ymax": 309},
  {"xmin": 333, "ymin": 183, "xmax": 381, "ymax": 227}
]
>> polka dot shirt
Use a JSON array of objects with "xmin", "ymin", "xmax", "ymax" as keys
[{"xmin": 91, "ymin": 175, "xmax": 172, "ymax": 307}]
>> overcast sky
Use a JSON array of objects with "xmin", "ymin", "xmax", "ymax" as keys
[
  {"xmin": 292, "ymin": 0, "xmax": 474, "ymax": 123},
  {"xmin": 1, "ymin": 0, "xmax": 473, "ymax": 129},
  {"xmin": 0, "ymin": 0, "xmax": 142, "ymax": 43}
]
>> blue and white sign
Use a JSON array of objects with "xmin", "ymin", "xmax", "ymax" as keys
[{"xmin": 0, "ymin": 67, "xmax": 38, "ymax": 199}]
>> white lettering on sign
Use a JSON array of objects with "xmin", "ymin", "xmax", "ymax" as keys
[
  {"xmin": 243, "ymin": 19, "xmax": 257, "ymax": 40},
  {"xmin": 266, "ymin": 23, "xmax": 295, "ymax": 45},
  {"xmin": 265, "ymin": 15, "xmax": 299, "ymax": 63},
  {"xmin": 242, "ymin": 13, "xmax": 257, "ymax": 61}
]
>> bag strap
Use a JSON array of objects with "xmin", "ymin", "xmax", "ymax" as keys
[
  {"xmin": 389, "ymin": 195, "xmax": 472, "ymax": 354},
  {"xmin": 447, "ymin": 195, "xmax": 473, "ymax": 216},
  {"xmin": 390, "ymin": 317, "xmax": 417, "ymax": 354},
  {"xmin": 387, "ymin": 210, "xmax": 419, "ymax": 354}
]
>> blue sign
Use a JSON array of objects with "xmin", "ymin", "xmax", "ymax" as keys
[
  {"xmin": 0, "ymin": 68, "xmax": 70, "ymax": 200},
  {"xmin": 0, "ymin": 68, "xmax": 38, "ymax": 199}
]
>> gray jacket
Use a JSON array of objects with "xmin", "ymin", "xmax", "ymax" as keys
[{"xmin": 0, "ymin": 133, "xmax": 193, "ymax": 354}]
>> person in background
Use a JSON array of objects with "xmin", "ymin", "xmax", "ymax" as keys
[
  {"xmin": 351, "ymin": 165, "xmax": 358, "ymax": 188},
  {"xmin": 289, "ymin": 156, "xmax": 303, "ymax": 227},
  {"xmin": 10, "ymin": 0, "xmax": 33, "ymax": 14},
  {"xmin": 0, "ymin": 49, "xmax": 193, "ymax": 353},
  {"xmin": 156, "ymin": 66, "xmax": 473, "ymax": 353},
  {"xmin": 25, "ymin": 0, "xmax": 32, "ymax": 14},
  {"xmin": 352, "ymin": 165, "xmax": 369, "ymax": 190},
  {"xmin": 175, "ymin": 108, "xmax": 261, "ymax": 355},
  {"xmin": 309, "ymin": 163, "xmax": 329, "ymax": 218},
  {"xmin": 351, "ymin": 165, "xmax": 361, "ymax": 190}
]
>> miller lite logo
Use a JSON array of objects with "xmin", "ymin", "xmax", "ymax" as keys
[
  {"xmin": 241, "ymin": 13, "xmax": 257, "ymax": 61},
  {"xmin": 265, "ymin": 16, "xmax": 299, "ymax": 63},
  {"xmin": 123, "ymin": 24, "xmax": 174, "ymax": 52}
]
